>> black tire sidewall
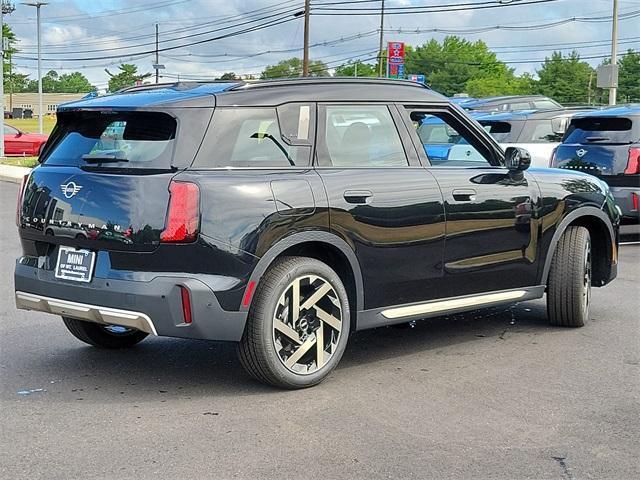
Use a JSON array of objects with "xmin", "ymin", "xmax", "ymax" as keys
[{"xmin": 251, "ymin": 257, "xmax": 351, "ymax": 388}]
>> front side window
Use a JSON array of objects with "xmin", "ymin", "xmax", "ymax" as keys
[
  {"xmin": 193, "ymin": 106, "xmax": 311, "ymax": 168},
  {"xmin": 320, "ymin": 105, "xmax": 407, "ymax": 167},
  {"xmin": 407, "ymin": 110, "xmax": 494, "ymax": 167},
  {"xmin": 4, "ymin": 125, "xmax": 19, "ymax": 135}
]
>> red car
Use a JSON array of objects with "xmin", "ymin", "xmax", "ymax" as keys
[{"xmin": 4, "ymin": 124, "xmax": 48, "ymax": 156}]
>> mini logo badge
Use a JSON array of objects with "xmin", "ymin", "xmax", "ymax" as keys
[
  {"xmin": 60, "ymin": 182, "xmax": 83, "ymax": 199},
  {"xmin": 576, "ymin": 148, "xmax": 587, "ymax": 158}
]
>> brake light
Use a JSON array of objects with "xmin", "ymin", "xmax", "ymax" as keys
[
  {"xmin": 179, "ymin": 286, "xmax": 193, "ymax": 324},
  {"xmin": 624, "ymin": 148, "xmax": 640, "ymax": 174},
  {"xmin": 632, "ymin": 192, "xmax": 639, "ymax": 212},
  {"xmin": 15, "ymin": 173, "xmax": 30, "ymax": 227},
  {"xmin": 160, "ymin": 181, "xmax": 200, "ymax": 243}
]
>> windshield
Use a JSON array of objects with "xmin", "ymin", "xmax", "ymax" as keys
[{"xmin": 42, "ymin": 111, "xmax": 177, "ymax": 168}]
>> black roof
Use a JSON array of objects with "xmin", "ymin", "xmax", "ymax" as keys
[{"xmin": 59, "ymin": 78, "xmax": 447, "ymax": 110}]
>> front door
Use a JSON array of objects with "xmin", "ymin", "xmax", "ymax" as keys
[
  {"xmin": 402, "ymin": 106, "xmax": 542, "ymax": 297},
  {"xmin": 316, "ymin": 103, "xmax": 445, "ymax": 310}
]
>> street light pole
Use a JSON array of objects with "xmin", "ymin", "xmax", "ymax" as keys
[
  {"xmin": 23, "ymin": 2, "xmax": 46, "ymax": 134},
  {"xmin": 1, "ymin": 1, "xmax": 16, "ymax": 158},
  {"xmin": 378, "ymin": 0, "xmax": 385, "ymax": 77},
  {"xmin": 609, "ymin": 0, "xmax": 618, "ymax": 105},
  {"xmin": 302, "ymin": 0, "xmax": 310, "ymax": 76}
]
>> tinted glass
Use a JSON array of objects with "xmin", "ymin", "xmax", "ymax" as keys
[
  {"xmin": 4, "ymin": 125, "xmax": 19, "ymax": 135},
  {"xmin": 194, "ymin": 107, "xmax": 310, "ymax": 168},
  {"xmin": 323, "ymin": 105, "xmax": 407, "ymax": 167},
  {"xmin": 479, "ymin": 121, "xmax": 513, "ymax": 142},
  {"xmin": 42, "ymin": 111, "xmax": 176, "ymax": 168},
  {"xmin": 520, "ymin": 120, "xmax": 563, "ymax": 143},
  {"xmin": 507, "ymin": 102, "xmax": 532, "ymax": 111},
  {"xmin": 409, "ymin": 111, "xmax": 493, "ymax": 166},
  {"xmin": 533, "ymin": 100, "xmax": 560, "ymax": 110},
  {"xmin": 563, "ymin": 117, "xmax": 634, "ymax": 144}
]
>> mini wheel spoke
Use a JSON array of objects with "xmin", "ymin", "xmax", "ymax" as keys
[
  {"xmin": 285, "ymin": 334, "xmax": 317, "ymax": 368},
  {"xmin": 300, "ymin": 283, "xmax": 332, "ymax": 311},
  {"xmin": 274, "ymin": 319, "xmax": 302, "ymax": 345},
  {"xmin": 315, "ymin": 306, "xmax": 341, "ymax": 332},
  {"xmin": 316, "ymin": 321, "xmax": 325, "ymax": 368}
]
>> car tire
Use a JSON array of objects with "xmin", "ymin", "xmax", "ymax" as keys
[
  {"xmin": 238, "ymin": 256, "xmax": 351, "ymax": 389},
  {"xmin": 62, "ymin": 317, "xmax": 148, "ymax": 348},
  {"xmin": 547, "ymin": 226, "xmax": 591, "ymax": 327}
]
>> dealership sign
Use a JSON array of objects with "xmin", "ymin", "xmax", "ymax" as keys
[{"xmin": 387, "ymin": 41, "xmax": 405, "ymax": 79}]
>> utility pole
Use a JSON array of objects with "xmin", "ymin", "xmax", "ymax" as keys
[
  {"xmin": 609, "ymin": 0, "xmax": 618, "ymax": 105},
  {"xmin": 378, "ymin": 0, "xmax": 385, "ymax": 77},
  {"xmin": 302, "ymin": 0, "xmax": 310, "ymax": 76},
  {"xmin": 23, "ymin": 2, "xmax": 46, "ymax": 134},
  {"xmin": 155, "ymin": 23, "xmax": 159, "ymax": 83},
  {"xmin": 1, "ymin": 1, "xmax": 16, "ymax": 158}
]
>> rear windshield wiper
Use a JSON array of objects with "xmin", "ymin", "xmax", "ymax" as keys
[{"xmin": 82, "ymin": 153, "xmax": 130, "ymax": 163}]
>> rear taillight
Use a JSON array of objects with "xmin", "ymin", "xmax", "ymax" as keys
[
  {"xmin": 550, "ymin": 147, "xmax": 558, "ymax": 167},
  {"xmin": 15, "ymin": 174, "xmax": 30, "ymax": 227},
  {"xmin": 179, "ymin": 286, "xmax": 193, "ymax": 324},
  {"xmin": 632, "ymin": 192, "xmax": 639, "ymax": 212},
  {"xmin": 160, "ymin": 181, "xmax": 200, "ymax": 243},
  {"xmin": 624, "ymin": 148, "xmax": 640, "ymax": 174}
]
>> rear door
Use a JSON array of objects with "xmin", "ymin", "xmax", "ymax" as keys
[
  {"xmin": 402, "ymin": 105, "xmax": 542, "ymax": 297},
  {"xmin": 316, "ymin": 103, "xmax": 445, "ymax": 310}
]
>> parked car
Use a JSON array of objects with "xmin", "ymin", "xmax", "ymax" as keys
[
  {"xmin": 475, "ymin": 108, "xmax": 595, "ymax": 167},
  {"xmin": 462, "ymin": 95, "xmax": 562, "ymax": 112},
  {"xmin": 4, "ymin": 124, "xmax": 48, "ymax": 156},
  {"xmin": 15, "ymin": 79, "xmax": 619, "ymax": 389},
  {"xmin": 551, "ymin": 105, "xmax": 640, "ymax": 224}
]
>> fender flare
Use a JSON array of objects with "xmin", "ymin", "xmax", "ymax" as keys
[
  {"xmin": 540, "ymin": 206, "xmax": 615, "ymax": 286},
  {"xmin": 242, "ymin": 231, "xmax": 364, "ymax": 312}
]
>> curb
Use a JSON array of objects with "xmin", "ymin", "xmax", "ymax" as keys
[{"xmin": 0, "ymin": 165, "xmax": 32, "ymax": 184}]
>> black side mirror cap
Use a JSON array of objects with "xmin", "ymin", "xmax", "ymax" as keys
[{"xmin": 505, "ymin": 147, "xmax": 531, "ymax": 172}]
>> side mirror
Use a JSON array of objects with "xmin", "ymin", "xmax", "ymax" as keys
[
  {"xmin": 505, "ymin": 147, "xmax": 531, "ymax": 172},
  {"xmin": 16, "ymin": 131, "xmax": 23, "ymax": 138}
]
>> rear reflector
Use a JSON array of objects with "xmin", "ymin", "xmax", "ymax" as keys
[
  {"xmin": 15, "ymin": 173, "xmax": 30, "ymax": 227},
  {"xmin": 160, "ymin": 181, "xmax": 200, "ymax": 243},
  {"xmin": 242, "ymin": 280, "xmax": 257, "ymax": 308},
  {"xmin": 179, "ymin": 286, "xmax": 193, "ymax": 324},
  {"xmin": 632, "ymin": 192, "xmax": 639, "ymax": 212},
  {"xmin": 624, "ymin": 148, "xmax": 640, "ymax": 175}
]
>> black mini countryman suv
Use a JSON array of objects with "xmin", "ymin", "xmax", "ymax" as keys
[{"xmin": 15, "ymin": 79, "xmax": 620, "ymax": 388}]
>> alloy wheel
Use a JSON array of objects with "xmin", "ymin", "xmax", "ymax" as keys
[{"xmin": 272, "ymin": 274, "xmax": 343, "ymax": 375}]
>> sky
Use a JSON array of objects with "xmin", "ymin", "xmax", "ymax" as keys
[{"xmin": 5, "ymin": 0, "xmax": 639, "ymax": 91}]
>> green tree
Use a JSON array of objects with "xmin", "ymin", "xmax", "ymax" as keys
[
  {"xmin": 261, "ymin": 57, "xmax": 328, "ymax": 78},
  {"xmin": 3, "ymin": 24, "xmax": 22, "ymax": 93},
  {"xmin": 466, "ymin": 72, "xmax": 536, "ymax": 97},
  {"xmin": 618, "ymin": 50, "xmax": 640, "ymax": 103},
  {"xmin": 217, "ymin": 72, "xmax": 238, "ymax": 80},
  {"xmin": 105, "ymin": 64, "xmax": 151, "ymax": 92},
  {"xmin": 536, "ymin": 51, "xmax": 594, "ymax": 104},
  {"xmin": 404, "ymin": 36, "xmax": 507, "ymax": 96},
  {"xmin": 334, "ymin": 60, "xmax": 377, "ymax": 77},
  {"xmin": 57, "ymin": 72, "xmax": 94, "ymax": 93}
]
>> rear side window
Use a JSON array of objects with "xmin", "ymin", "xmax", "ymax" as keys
[
  {"xmin": 193, "ymin": 106, "xmax": 311, "ymax": 168},
  {"xmin": 319, "ymin": 105, "xmax": 407, "ymax": 167},
  {"xmin": 479, "ymin": 121, "xmax": 513, "ymax": 142},
  {"xmin": 564, "ymin": 117, "xmax": 634, "ymax": 144},
  {"xmin": 533, "ymin": 99, "xmax": 560, "ymax": 110},
  {"xmin": 520, "ymin": 120, "xmax": 563, "ymax": 143},
  {"xmin": 43, "ymin": 111, "xmax": 176, "ymax": 168}
]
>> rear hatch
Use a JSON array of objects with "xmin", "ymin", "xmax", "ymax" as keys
[
  {"xmin": 553, "ymin": 115, "xmax": 640, "ymax": 186},
  {"xmin": 18, "ymin": 108, "xmax": 210, "ymax": 252}
]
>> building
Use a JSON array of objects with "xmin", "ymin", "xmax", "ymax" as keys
[{"xmin": 3, "ymin": 93, "xmax": 87, "ymax": 118}]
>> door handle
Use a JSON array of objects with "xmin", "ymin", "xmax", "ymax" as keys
[
  {"xmin": 452, "ymin": 189, "xmax": 477, "ymax": 202},
  {"xmin": 343, "ymin": 190, "xmax": 373, "ymax": 204}
]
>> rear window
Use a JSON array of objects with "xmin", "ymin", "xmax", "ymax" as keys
[
  {"xmin": 43, "ymin": 111, "xmax": 177, "ymax": 168},
  {"xmin": 479, "ymin": 121, "xmax": 513, "ymax": 142},
  {"xmin": 563, "ymin": 117, "xmax": 634, "ymax": 144}
]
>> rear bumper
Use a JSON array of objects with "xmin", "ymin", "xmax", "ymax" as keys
[
  {"xmin": 14, "ymin": 261, "xmax": 248, "ymax": 342},
  {"xmin": 611, "ymin": 186, "xmax": 640, "ymax": 224}
]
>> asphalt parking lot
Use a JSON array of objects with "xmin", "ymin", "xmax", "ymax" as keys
[{"xmin": 1, "ymin": 181, "xmax": 638, "ymax": 480}]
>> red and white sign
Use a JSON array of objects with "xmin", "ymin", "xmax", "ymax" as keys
[{"xmin": 387, "ymin": 41, "xmax": 405, "ymax": 78}]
